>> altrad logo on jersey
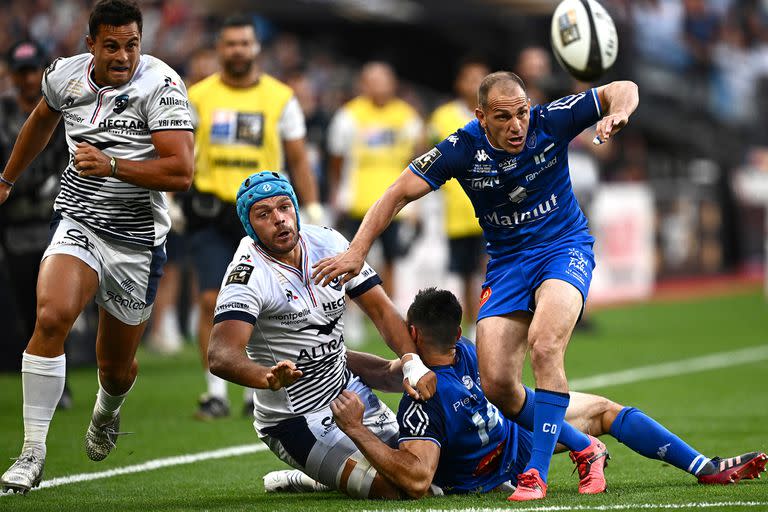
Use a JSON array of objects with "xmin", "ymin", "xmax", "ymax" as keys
[{"xmin": 296, "ymin": 334, "xmax": 345, "ymax": 361}]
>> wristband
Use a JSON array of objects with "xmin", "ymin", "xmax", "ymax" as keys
[
  {"xmin": 110, "ymin": 156, "xmax": 118, "ymax": 178},
  {"xmin": 402, "ymin": 353, "xmax": 430, "ymax": 387},
  {"xmin": 0, "ymin": 174, "xmax": 14, "ymax": 188}
]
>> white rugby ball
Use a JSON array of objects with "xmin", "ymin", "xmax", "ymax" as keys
[{"xmin": 550, "ymin": 0, "xmax": 618, "ymax": 81}]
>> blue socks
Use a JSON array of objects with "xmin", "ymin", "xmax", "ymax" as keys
[
  {"xmin": 609, "ymin": 407, "xmax": 711, "ymax": 475},
  {"xmin": 515, "ymin": 386, "xmax": 591, "ymax": 453},
  {"xmin": 523, "ymin": 388, "xmax": 572, "ymax": 483}
]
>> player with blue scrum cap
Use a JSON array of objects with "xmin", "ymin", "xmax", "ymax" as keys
[
  {"xmin": 206, "ymin": 171, "xmax": 436, "ymax": 499},
  {"xmin": 313, "ymin": 72, "xmax": 639, "ymax": 501}
]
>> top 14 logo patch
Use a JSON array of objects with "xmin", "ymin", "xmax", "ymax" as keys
[{"xmin": 225, "ymin": 264, "xmax": 254, "ymax": 285}]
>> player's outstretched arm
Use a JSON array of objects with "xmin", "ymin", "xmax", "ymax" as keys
[
  {"xmin": 74, "ymin": 130, "xmax": 194, "ymax": 191},
  {"xmin": 209, "ymin": 320, "xmax": 302, "ymax": 390},
  {"xmin": 352, "ymin": 285, "xmax": 437, "ymax": 401},
  {"xmin": 346, "ymin": 350, "xmax": 402, "ymax": 393},
  {"xmin": 331, "ymin": 390, "xmax": 440, "ymax": 499},
  {"xmin": 312, "ymin": 169, "xmax": 431, "ymax": 287},
  {"xmin": 594, "ymin": 81, "xmax": 639, "ymax": 143},
  {"xmin": 0, "ymin": 99, "xmax": 61, "ymax": 205}
]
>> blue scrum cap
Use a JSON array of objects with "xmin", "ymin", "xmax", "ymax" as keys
[{"xmin": 235, "ymin": 171, "xmax": 300, "ymax": 243}]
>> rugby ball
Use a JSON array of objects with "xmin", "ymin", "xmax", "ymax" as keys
[{"xmin": 550, "ymin": 0, "xmax": 618, "ymax": 81}]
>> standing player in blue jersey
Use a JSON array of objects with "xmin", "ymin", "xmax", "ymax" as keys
[
  {"xmin": 313, "ymin": 72, "xmax": 639, "ymax": 500},
  {"xmin": 266, "ymin": 288, "xmax": 766, "ymax": 498}
]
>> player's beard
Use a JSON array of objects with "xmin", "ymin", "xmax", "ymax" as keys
[
  {"xmin": 262, "ymin": 229, "xmax": 300, "ymax": 256},
  {"xmin": 223, "ymin": 57, "xmax": 254, "ymax": 79}
]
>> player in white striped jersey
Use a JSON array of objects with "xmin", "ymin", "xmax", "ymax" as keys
[
  {"xmin": 207, "ymin": 171, "xmax": 436, "ymax": 498},
  {"xmin": 0, "ymin": 0, "xmax": 193, "ymax": 494}
]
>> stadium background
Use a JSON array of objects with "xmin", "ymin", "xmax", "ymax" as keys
[{"xmin": 0, "ymin": 0, "xmax": 766, "ymax": 510}]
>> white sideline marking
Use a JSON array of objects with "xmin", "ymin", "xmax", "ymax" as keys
[
  {"xmin": 1, "ymin": 443, "xmax": 269, "ymax": 495},
  {"xmin": 569, "ymin": 344, "xmax": 768, "ymax": 391},
  {"xmin": 371, "ymin": 504, "xmax": 768, "ymax": 512},
  {"xmin": 2, "ymin": 345, "xmax": 766, "ymax": 495}
]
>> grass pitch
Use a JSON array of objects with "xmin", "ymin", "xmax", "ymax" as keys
[{"xmin": 1, "ymin": 289, "xmax": 766, "ymax": 511}]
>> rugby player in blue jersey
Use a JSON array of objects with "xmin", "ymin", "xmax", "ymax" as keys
[
  {"xmin": 313, "ymin": 72, "xmax": 639, "ymax": 500},
  {"xmin": 265, "ymin": 288, "xmax": 766, "ymax": 498}
]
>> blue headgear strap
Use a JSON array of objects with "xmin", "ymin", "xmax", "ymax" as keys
[{"xmin": 236, "ymin": 171, "xmax": 300, "ymax": 244}]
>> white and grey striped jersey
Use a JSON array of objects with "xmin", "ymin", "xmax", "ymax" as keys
[
  {"xmin": 213, "ymin": 225, "xmax": 382, "ymax": 430},
  {"xmin": 41, "ymin": 53, "xmax": 193, "ymax": 247}
]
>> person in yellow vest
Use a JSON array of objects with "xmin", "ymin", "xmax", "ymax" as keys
[
  {"xmin": 327, "ymin": 62, "xmax": 423, "ymax": 298},
  {"xmin": 187, "ymin": 16, "xmax": 321, "ymax": 420},
  {"xmin": 428, "ymin": 59, "xmax": 489, "ymax": 330}
]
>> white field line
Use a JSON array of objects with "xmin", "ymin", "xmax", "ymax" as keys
[
  {"xmin": 369, "ymin": 503, "xmax": 768, "ymax": 512},
  {"xmin": 1, "ymin": 443, "xmax": 269, "ymax": 496},
  {"xmin": 569, "ymin": 344, "xmax": 768, "ymax": 391},
  {"xmin": 2, "ymin": 345, "xmax": 766, "ymax": 496}
]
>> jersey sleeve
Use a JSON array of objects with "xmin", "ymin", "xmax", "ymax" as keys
[
  {"xmin": 278, "ymin": 96, "xmax": 307, "ymax": 141},
  {"xmin": 542, "ymin": 88, "xmax": 602, "ymax": 142},
  {"xmin": 407, "ymin": 133, "xmax": 468, "ymax": 190},
  {"xmin": 144, "ymin": 68, "xmax": 194, "ymax": 133},
  {"xmin": 397, "ymin": 395, "xmax": 447, "ymax": 447},
  {"xmin": 327, "ymin": 108, "xmax": 355, "ymax": 156},
  {"xmin": 213, "ymin": 259, "xmax": 263, "ymax": 325},
  {"xmin": 41, "ymin": 57, "xmax": 65, "ymax": 112}
]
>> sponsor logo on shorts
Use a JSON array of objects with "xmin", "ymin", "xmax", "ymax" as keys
[
  {"xmin": 54, "ymin": 228, "xmax": 95, "ymax": 251},
  {"xmin": 565, "ymin": 247, "xmax": 590, "ymax": 286},
  {"xmin": 319, "ymin": 416, "xmax": 337, "ymax": 438},
  {"xmin": 120, "ymin": 278, "xmax": 136, "ymax": 293},
  {"xmin": 104, "ymin": 291, "xmax": 147, "ymax": 310},
  {"xmin": 479, "ymin": 287, "xmax": 492, "ymax": 307},
  {"xmin": 225, "ymin": 264, "xmax": 253, "ymax": 285}
]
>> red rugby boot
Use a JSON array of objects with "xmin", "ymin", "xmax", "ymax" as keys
[
  {"xmin": 508, "ymin": 468, "xmax": 547, "ymax": 501},
  {"xmin": 569, "ymin": 435, "xmax": 610, "ymax": 494}
]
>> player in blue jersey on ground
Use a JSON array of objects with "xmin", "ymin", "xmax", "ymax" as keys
[
  {"xmin": 313, "ymin": 71, "xmax": 639, "ymax": 500},
  {"xmin": 266, "ymin": 288, "xmax": 766, "ymax": 498}
]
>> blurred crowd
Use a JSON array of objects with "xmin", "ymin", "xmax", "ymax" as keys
[{"xmin": 1, "ymin": 0, "xmax": 767, "ymax": 365}]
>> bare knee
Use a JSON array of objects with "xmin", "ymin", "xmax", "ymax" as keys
[
  {"xmin": 528, "ymin": 329, "xmax": 566, "ymax": 374},
  {"xmin": 35, "ymin": 301, "xmax": 80, "ymax": 341}
]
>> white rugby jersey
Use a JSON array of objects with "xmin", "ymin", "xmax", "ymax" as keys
[
  {"xmin": 42, "ymin": 53, "xmax": 193, "ymax": 247},
  {"xmin": 213, "ymin": 225, "xmax": 382, "ymax": 430}
]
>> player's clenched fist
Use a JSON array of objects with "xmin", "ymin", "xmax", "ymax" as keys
[
  {"xmin": 330, "ymin": 390, "xmax": 365, "ymax": 432},
  {"xmin": 74, "ymin": 142, "xmax": 112, "ymax": 178},
  {"xmin": 265, "ymin": 360, "xmax": 303, "ymax": 391}
]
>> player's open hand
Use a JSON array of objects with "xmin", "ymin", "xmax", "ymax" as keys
[
  {"xmin": 312, "ymin": 248, "xmax": 365, "ymax": 287},
  {"xmin": 265, "ymin": 360, "xmax": 303, "ymax": 391},
  {"xmin": 330, "ymin": 390, "xmax": 365, "ymax": 432},
  {"xmin": 74, "ymin": 142, "xmax": 111, "ymax": 178},
  {"xmin": 595, "ymin": 111, "xmax": 628, "ymax": 143}
]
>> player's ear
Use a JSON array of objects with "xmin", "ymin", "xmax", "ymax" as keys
[
  {"xmin": 474, "ymin": 107, "xmax": 485, "ymax": 127},
  {"xmin": 86, "ymin": 35, "xmax": 95, "ymax": 54},
  {"xmin": 456, "ymin": 325, "xmax": 462, "ymax": 342},
  {"xmin": 408, "ymin": 324, "xmax": 418, "ymax": 342}
]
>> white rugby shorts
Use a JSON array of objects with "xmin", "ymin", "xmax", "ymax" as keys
[
  {"xmin": 259, "ymin": 374, "xmax": 398, "ymax": 492},
  {"xmin": 43, "ymin": 214, "xmax": 167, "ymax": 325}
]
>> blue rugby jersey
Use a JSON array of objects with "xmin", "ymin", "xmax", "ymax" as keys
[
  {"xmin": 409, "ymin": 89, "xmax": 602, "ymax": 258},
  {"xmin": 396, "ymin": 340, "xmax": 520, "ymax": 494}
]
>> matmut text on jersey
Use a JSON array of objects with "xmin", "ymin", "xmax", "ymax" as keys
[
  {"xmin": 409, "ymin": 89, "xmax": 602, "ymax": 258},
  {"xmin": 212, "ymin": 225, "xmax": 382, "ymax": 431}
]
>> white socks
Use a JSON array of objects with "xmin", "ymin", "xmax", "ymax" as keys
[
  {"xmin": 93, "ymin": 373, "xmax": 135, "ymax": 425},
  {"xmin": 21, "ymin": 352, "xmax": 66, "ymax": 453},
  {"xmin": 206, "ymin": 370, "xmax": 228, "ymax": 400}
]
